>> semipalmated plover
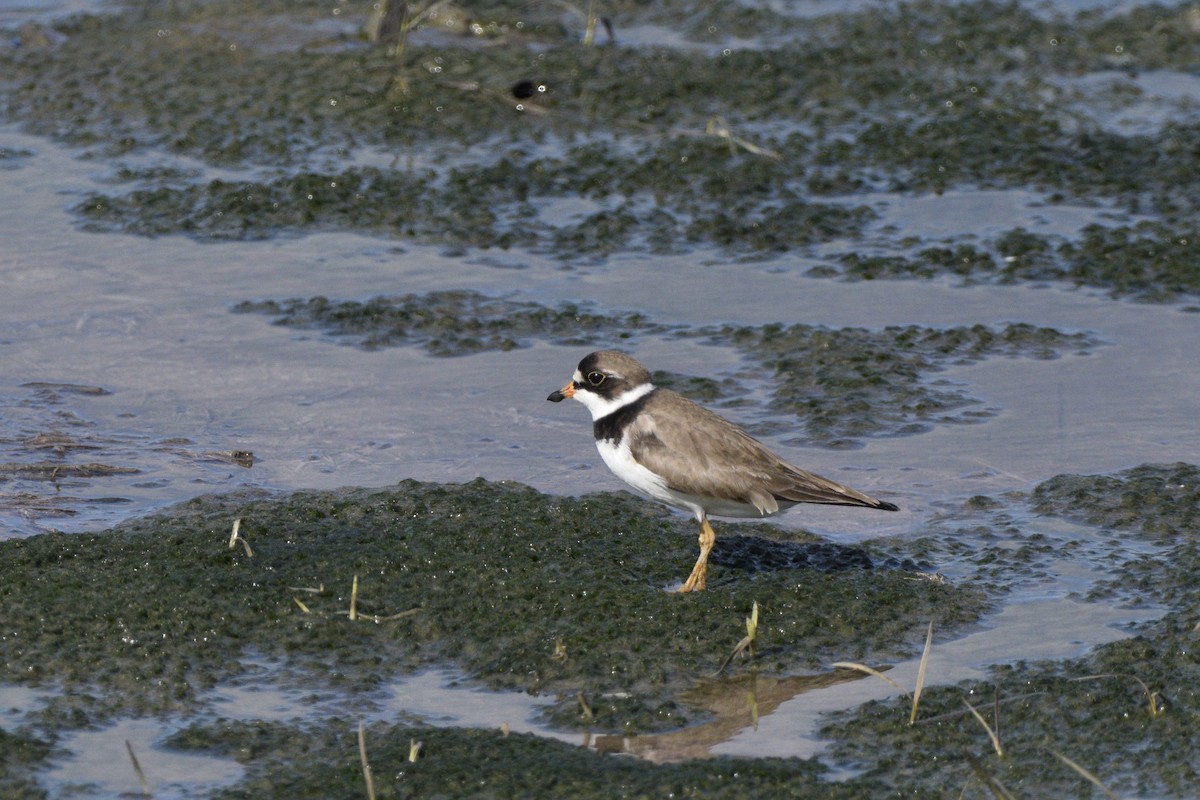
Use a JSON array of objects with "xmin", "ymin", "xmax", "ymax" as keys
[{"xmin": 547, "ymin": 351, "xmax": 899, "ymax": 591}]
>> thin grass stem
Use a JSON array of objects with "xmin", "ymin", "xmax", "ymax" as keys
[
  {"xmin": 830, "ymin": 662, "xmax": 912, "ymax": 698},
  {"xmin": 125, "ymin": 739, "xmax": 151, "ymax": 799},
  {"xmin": 1051, "ymin": 751, "xmax": 1121, "ymax": 799},
  {"xmin": 962, "ymin": 751, "xmax": 1017, "ymax": 800},
  {"xmin": 358, "ymin": 721, "xmax": 376, "ymax": 800},
  {"xmin": 962, "ymin": 697, "xmax": 1003, "ymax": 757},
  {"xmin": 909, "ymin": 621, "xmax": 934, "ymax": 725}
]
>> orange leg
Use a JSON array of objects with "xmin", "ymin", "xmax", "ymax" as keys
[{"xmin": 679, "ymin": 517, "xmax": 716, "ymax": 593}]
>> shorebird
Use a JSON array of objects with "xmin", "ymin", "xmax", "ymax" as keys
[{"xmin": 547, "ymin": 351, "xmax": 898, "ymax": 591}]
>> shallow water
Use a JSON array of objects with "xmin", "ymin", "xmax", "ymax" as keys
[
  {"xmin": 41, "ymin": 718, "xmax": 245, "ymax": 799},
  {"xmin": 3, "ymin": 0, "xmax": 1200, "ymax": 794},
  {"xmin": 2, "ymin": 119, "xmax": 1195, "ymax": 791},
  {"xmin": 3, "ymin": 125, "xmax": 1198, "ymax": 539}
]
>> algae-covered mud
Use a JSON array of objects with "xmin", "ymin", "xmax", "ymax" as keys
[
  {"xmin": 0, "ymin": 480, "xmax": 980, "ymax": 726},
  {"xmin": 3, "ymin": 0, "xmax": 1200, "ymax": 795},
  {"xmin": 824, "ymin": 463, "xmax": 1200, "ymax": 798},
  {"xmin": 2, "ymin": 0, "xmax": 1200, "ymax": 295},
  {"xmin": 0, "ymin": 478, "xmax": 976, "ymax": 796},
  {"xmin": 232, "ymin": 291, "xmax": 664, "ymax": 354},
  {"xmin": 0, "ymin": 727, "xmax": 51, "ymax": 800},
  {"xmin": 1, "ymin": 467, "xmax": 1196, "ymax": 796},
  {"xmin": 162, "ymin": 720, "xmax": 880, "ymax": 798}
]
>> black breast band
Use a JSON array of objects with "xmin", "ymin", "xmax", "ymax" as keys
[{"xmin": 593, "ymin": 389, "xmax": 657, "ymax": 443}]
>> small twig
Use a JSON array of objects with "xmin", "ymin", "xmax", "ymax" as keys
[
  {"xmin": 831, "ymin": 662, "xmax": 911, "ymax": 698},
  {"xmin": 226, "ymin": 518, "xmax": 253, "ymax": 557},
  {"xmin": 714, "ymin": 601, "xmax": 759, "ymax": 676},
  {"xmin": 963, "ymin": 697, "xmax": 1004, "ymax": 757},
  {"xmin": 1051, "ymin": 750, "xmax": 1121, "ymax": 799},
  {"xmin": 294, "ymin": 576, "xmax": 417, "ymax": 622},
  {"xmin": 833, "ymin": 621, "xmax": 934, "ymax": 724},
  {"xmin": 962, "ymin": 751, "xmax": 1018, "ymax": 800},
  {"xmin": 917, "ymin": 691, "xmax": 1046, "ymax": 725},
  {"xmin": 577, "ymin": 692, "xmax": 595, "ymax": 723},
  {"xmin": 1071, "ymin": 672, "xmax": 1167, "ymax": 717},
  {"xmin": 408, "ymin": 738, "xmax": 423, "ymax": 762},
  {"xmin": 401, "ymin": 0, "xmax": 454, "ymax": 34},
  {"xmin": 358, "ymin": 721, "xmax": 376, "ymax": 800},
  {"xmin": 703, "ymin": 115, "xmax": 782, "ymax": 160},
  {"xmin": 910, "ymin": 621, "xmax": 934, "ymax": 725},
  {"xmin": 125, "ymin": 739, "xmax": 152, "ymax": 798},
  {"xmin": 353, "ymin": 608, "xmax": 421, "ymax": 623},
  {"xmin": 992, "ymin": 684, "xmax": 1002, "ymax": 746},
  {"xmin": 547, "ymin": 0, "xmax": 615, "ymax": 44},
  {"xmin": 581, "ymin": 0, "xmax": 597, "ymax": 44}
]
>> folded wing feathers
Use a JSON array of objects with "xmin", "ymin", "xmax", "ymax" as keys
[{"xmin": 631, "ymin": 392, "xmax": 898, "ymax": 512}]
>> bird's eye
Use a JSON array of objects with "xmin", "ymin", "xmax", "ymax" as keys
[{"xmin": 586, "ymin": 371, "xmax": 606, "ymax": 386}]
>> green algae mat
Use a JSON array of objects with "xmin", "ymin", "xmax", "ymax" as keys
[
  {"xmin": 5, "ymin": 0, "xmax": 1200, "ymax": 300},
  {"xmin": 0, "ymin": 479, "xmax": 979, "ymax": 726},
  {"xmin": 3, "ymin": 0, "xmax": 1200, "ymax": 794},
  {"xmin": 2, "ymin": 466, "xmax": 1199, "ymax": 796}
]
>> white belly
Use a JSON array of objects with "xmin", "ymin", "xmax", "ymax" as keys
[
  {"xmin": 595, "ymin": 437, "xmax": 677, "ymax": 505},
  {"xmin": 595, "ymin": 438, "xmax": 788, "ymax": 521}
]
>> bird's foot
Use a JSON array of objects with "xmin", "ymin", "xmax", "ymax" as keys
[{"xmin": 678, "ymin": 562, "xmax": 707, "ymax": 593}]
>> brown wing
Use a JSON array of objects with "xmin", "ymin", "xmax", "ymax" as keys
[{"xmin": 627, "ymin": 390, "xmax": 898, "ymax": 513}]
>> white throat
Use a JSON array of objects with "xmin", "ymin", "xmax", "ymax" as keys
[{"xmin": 573, "ymin": 380, "xmax": 655, "ymax": 421}]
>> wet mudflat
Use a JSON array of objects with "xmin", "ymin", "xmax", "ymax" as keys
[{"xmin": 1, "ymin": 0, "xmax": 1199, "ymax": 797}]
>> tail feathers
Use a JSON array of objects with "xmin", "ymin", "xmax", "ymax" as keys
[
  {"xmin": 781, "ymin": 491, "xmax": 899, "ymax": 511},
  {"xmin": 772, "ymin": 468, "xmax": 899, "ymax": 511}
]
